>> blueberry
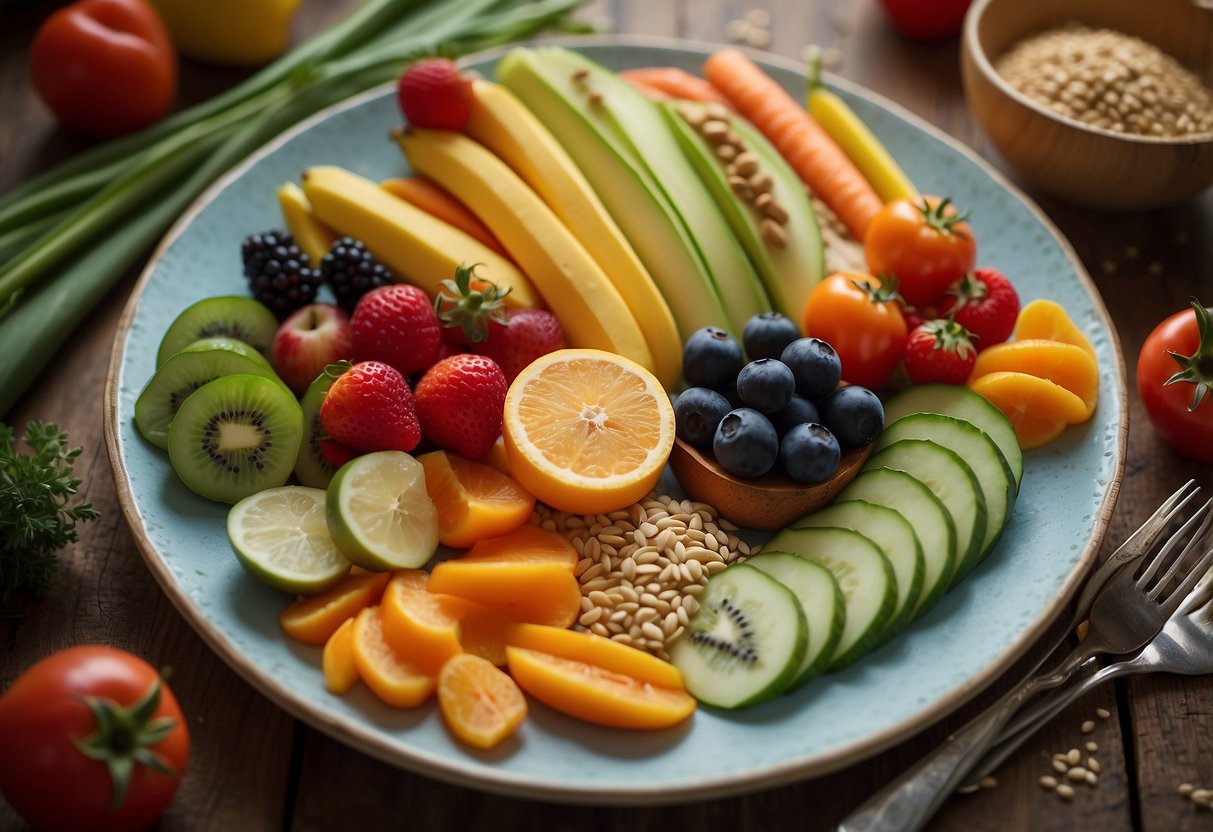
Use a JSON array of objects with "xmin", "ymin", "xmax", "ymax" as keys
[
  {"xmin": 743, "ymin": 312, "xmax": 802, "ymax": 361},
  {"xmin": 674, "ymin": 387, "xmax": 733, "ymax": 446},
  {"xmin": 683, "ymin": 327, "xmax": 744, "ymax": 389},
  {"xmin": 713, "ymin": 408, "xmax": 779, "ymax": 478},
  {"xmin": 780, "ymin": 423, "xmax": 841, "ymax": 483},
  {"xmin": 735, "ymin": 358, "xmax": 795, "ymax": 414},
  {"xmin": 780, "ymin": 337, "xmax": 842, "ymax": 402},
  {"xmin": 771, "ymin": 395, "xmax": 820, "ymax": 436},
  {"xmin": 819, "ymin": 385, "xmax": 884, "ymax": 448}
]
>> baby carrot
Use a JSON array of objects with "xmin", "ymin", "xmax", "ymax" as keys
[
  {"xmin": 618, "ymin": 67, "xmax": 733, "ymax": 107},
  {"xmin": 380, "ymin": 176, "xmax": 510, "ymax": 258},
  {"xmin": 703, "ymin": 48, "xmax": 883, "ymax": 239}
]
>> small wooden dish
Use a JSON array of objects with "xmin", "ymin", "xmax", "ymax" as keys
[{"xmin": 668, "ymin": 437, "xmax": 873, "ymax": 532}]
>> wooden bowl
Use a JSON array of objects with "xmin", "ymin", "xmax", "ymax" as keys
[
  {"xmin": 961, "ymin": 0, "xmax": 1213, "ymax": 210},
  {"xmin": 668, "ymin": 437, "xmax": 872, "ymax": 532}
]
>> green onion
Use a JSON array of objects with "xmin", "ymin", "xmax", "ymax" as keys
[{"xmin": 0, "ymin": 0, "xmax": 587, "ymax": 417}]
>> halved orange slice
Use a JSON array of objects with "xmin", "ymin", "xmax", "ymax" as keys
[
  {"xmin": 971, "ymin": 339, "xmax": 1099, "ymax": 417},
  {"xmin": 419, "ymin": 450, "xmax": 536, "ymax": 548},
  {"xmin": 437, "ymin": 653, "xmax": 527, "ymax": 749},
  {"xmin": 1013, "ymin": 299, "xmax": 1096, "ymax": 358},
  {"xmin": 969, "ymin": 371, "xmax": 1089, "ymax": 450}
]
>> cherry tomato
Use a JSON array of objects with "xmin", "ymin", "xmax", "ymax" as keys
[
  {"xmin": 29, "ymin": 0, "xmax": 177, "ymax": 139},
  {"xmin": 1137, "ymin": 300, "xmax": 1213, "ymax": 464},
  {"xmin": 0, "ymin": 646, "xmax": 189, "ymax": 832},
  {"xmin": 879, "ymin": 0, "xmax": 973, "ymax": 40},
  {"xmin": 864, "ymin": 196, "xmax": 977, "ymax": 309},
  {"xmin": 803, "ymin": 272, "xmax": 908, "ymax": 389}
]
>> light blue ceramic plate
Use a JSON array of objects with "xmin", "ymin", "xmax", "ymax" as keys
[{"xmin": 106, "ymin": 37, "xmax": 1126, "ymax": 805}]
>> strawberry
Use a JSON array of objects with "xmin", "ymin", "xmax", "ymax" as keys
[
  {"xmin": 318, "ymin": 437, "xmax": 358, "ymax": 470},
  {"xmin": 903, "ymin": 319, "xmax": 978, "ymax": 385},
  {"xmin": 413, "ymin": 354, "xmax": 507, "ymax": 459},
  {"xmin": 434, "ymin": 263, "xmax": 511, "ymax": 346},
  {"xmin": 474, "ymin": 309, "xmax": 566, "ymax": 383},
  {"xmin": 939, "ymin": 268, "xmax": 1020, "ymax": 349},
  {"xmin": 319, "ymin": 361, "xmax": 421, "ymax": 453},
  {"xmin": 396, "ymin": 58, "xmax": 474, "ymax": 130},
  {"xmin": 351, "ymin": 284, "xmax": 442, "ymax": 377}
]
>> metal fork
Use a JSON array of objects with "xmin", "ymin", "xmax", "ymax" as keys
[{"xmin": 837, "ymin": 486, "xmax": 1213, "ymax": 832}]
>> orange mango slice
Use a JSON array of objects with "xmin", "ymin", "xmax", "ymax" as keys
[
  {"xmin": 1013, "ymin": 299, "xmax": 1096, "ymax": 359},
  {"xmin": 501, "ymin": 623, "xmax": 684, "ymax": 689},
  {"xmin": 280, "ymin": 570, "xmax": 391, "ymax": 645},
  {"xmin": 437, "ymin": 653, "xmax": 528, "ymax": 749},
  {"xmin": 463, "ymin": 524, "xmax": 577, "ymax": 570},
  {"xmin": 456, "ymin": 606, "xmax": 517, "ymax": 667},
  {"xmin": 350, "ymin": 606, "xmax": 436, "ymax": 708},
  {"xmin": 506, "ymin": 647, "xmax": 696, "ymax": 730},
  {"xmin": 380, "ymin": 579, "xmax": 485, "ymax": 674},
  {"xmin": 969, "ymin": 371, "xmax": 1089, "ymax": 450},
  {"xmin": 419, "ymin": 450, "xmax": 536, "ymax": 548},
  {"xmin": 322, "ymin": 617, "xmax": 359, "ymax": 695},
  {"xmin": 428, "ymin": 559, "xmax": 582, "ymax": 628},
  {"xmin": 971, "ymin": 339, "xmax": 1099, "ymax": 417}
]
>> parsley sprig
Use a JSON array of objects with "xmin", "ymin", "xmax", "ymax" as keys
[{"xmin": 1, "ymin": 421, "xmax": 99, "ymax": 600}]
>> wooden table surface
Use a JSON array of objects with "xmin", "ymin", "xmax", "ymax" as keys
[{"xmin": 2, "ymin": 1, "xmax": 1212, "ymax": 829}]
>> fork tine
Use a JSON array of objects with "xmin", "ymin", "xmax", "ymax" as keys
[
  {"xmin": 1179, "ymin": 567, "xmax": 1213, "ymax": 617},
  {"xmin": 1157, "ymin": 537, "xmax": 1213, "ymax": 622},
  {"xmin": 1139, "ymin": 497, "xmax": 1213, "ymax": 589}
]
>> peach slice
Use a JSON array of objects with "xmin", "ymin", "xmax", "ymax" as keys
[
  {"xmin": 419, "ymin": 450, "xmax": 535, "ymax": 548},
  {"xmin": 971, "ymin": 339, "xmax": 1099, "ymax": 417},
  {"xmin": 501, "ymin": 623, "xmax": 684, "ymax": 689},
  {"xmin": 350, "ymin": 606, "xmax": 435, "ymax": 708},
  {"xmin": 279, "ymin": 570, "xmax": 390, "ymax": 645},
  {"xmin": 969, "ymin": 371, "xmax": 1089, "ymax": 450},
  {"xmin": 428, "ymin": 559, "xmax": 582, "ymax": 628},
  {"xmin": 322, "ymin": 617, "xmax": 359, "ymax": 695},
  {"xmin": 1013, "ymin": 299, "xmax": 1096, "ymax": 358},
  {"xmin": 463, "ymin": 524, "xmax": 577, "ymax": 570},
  {"xmin": 438, "ymin": 654, "xmax": 528, "ymax": 750}
]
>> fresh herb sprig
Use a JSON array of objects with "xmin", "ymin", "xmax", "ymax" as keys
[{"xmin": 0, "ymin": 421, "xmax": 99, "ymax": 600}]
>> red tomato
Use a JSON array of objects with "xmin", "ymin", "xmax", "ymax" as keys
[
  {"xmin": 864, "ymin": 196, "xmax": 977, "ymax": 309},
  {"xmin": 803, "ymin": 272, "xmax": 908, "ymax": 389},
  {"xmin": 0, "ymin": 646, "xmax": 189, "ymax": 832},
  {"xmin": 29, "ymin": 0, "xmax": 177, "ymax": 139},
  {"xmin": 879, "ymin": 0, "xmax": 973, "ymax": 40},
  {"xmin": 1137, "ymin": 301, "xmax": 1213, "ymax": 464}
]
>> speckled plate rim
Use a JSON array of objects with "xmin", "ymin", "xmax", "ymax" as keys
[{"xmin": 104, "ymin": 34, "xmax": 1127, "ymax": 806}]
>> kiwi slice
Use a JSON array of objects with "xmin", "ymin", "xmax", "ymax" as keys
[
  {"xmin": 293, "ymin": 370, "xmax": 338, "ymax": 488},
  {"xmin": 157, "ymin": 296, "xmax": 278, "ymax": 367},
  {"xmin": 135, "ymin": 338, "xmax": 286, "ymax": 450},
  {"xmin": 167, "ymin": 373, "xmax": 304, "ymax": 504},
  {"xmin": 668, "ymin": 563, "xmax": 807, "ymax": 709}
]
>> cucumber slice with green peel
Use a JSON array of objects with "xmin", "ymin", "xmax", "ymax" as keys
[
  {"xmin": 864, "ymin": 439, "xmax": 987, "ymax": 588},
  {"xmin": 837, "ymin": 468, "xmax": 957, "ymax": 618},
  {"xmin": 668, "ymin": 563, "xmax": 807, "ymax": 709},
  {"xmin": 135, "ymin": 337, "xmax": 284, "ymax": 450},
  {"xmin": 877, "ymin": 413, "xmax": 1014, "ymax": 563},
  {"xmin": 882, "ymin": 384, "xmax": 1023, "ymax": 492},
  {"xmin": 156, "ymin": 295, "xmax": 279, "ymax": 367},
  {"xmin": 744, "ymin": 552, "xmax": 845, "ymax": 690},
  {"xmin": 793, "ymin": 500, "xmax": 923, "ymax": 640},
  {"xmin": 763, "ymin": 526, "xmax": 896, "ymax": 670}
]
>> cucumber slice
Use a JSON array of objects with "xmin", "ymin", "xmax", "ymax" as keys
[
  {"xmin": 793, "ymin": 500, "xmax": 923, "ymax": 640},
  {"xmin": 668, "ymin": 563, "xmax": 807, "ymax": 709},
  {"xmin": 764, "ymin": 526, "xmax": 895, "ymax": 670},
  {"xmin": 878, "ymin": 413, "xmax": 1014, "ymax": 564},
  {"xmin": 837, "ymin": 468, "xmax": 957, "ymax": 617},
  {"xmin": 744, "ymin": 552, "xmax": 845, "ymax": 690},
  {"xmin": 882, "ymin": 384, "xmax": 1023, "ymax": 492}
]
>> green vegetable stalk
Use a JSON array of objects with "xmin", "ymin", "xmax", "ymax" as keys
[{"xmin": 0, "ymin": 0, "xmax": 590, "ymax": 417}]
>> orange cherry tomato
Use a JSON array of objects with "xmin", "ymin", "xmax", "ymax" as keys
[
  {"xmin": 29, "ymin": 0, "xmax": 177, "ymax": 139},
  {"xmin": 864, "ymin": 195, "xmax": 977, "ymax": 309},
  {"xmin": 803, "ymin": 272, "xmax": 908, "ymax": 389}
]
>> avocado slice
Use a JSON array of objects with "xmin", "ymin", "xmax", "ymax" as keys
[
  {"xmin": 663, "ymin": 102, "xmax": 825, "ymax": 323},
  {"xmin": 496, "ymin": 47, "xmax": 769, "ymax": 339}
]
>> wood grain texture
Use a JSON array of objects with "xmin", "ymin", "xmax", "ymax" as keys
[{"xmin": 1, "ymin": 0, "xmax": 1211, "ymax": 830}]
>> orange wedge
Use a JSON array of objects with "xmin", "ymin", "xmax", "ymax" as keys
[
  {"xmin": 419, "ymin": 450, "xmax": 536, "ymax": 548},
  {"xmin": 503, "ymin": 349, "xmax": 675, "ymax": 515},
  {"xmin": 322, "ymin": 617, "xmax": 359, "ymax": 695},
  {"xmin": 971, "ymin": 339, "xmax": 1099, "ymax": 417},
  {"xmin": 1013, "ymin": 299, "xmax": 1096, "ymax": 359},
  {"xmin": 279, "ymin": 570, "xmax": 391, "ymax": 645},
  {"xmin": 380, "ymin": 579, "xmax": 484, "ymax": 674},
  {"xmin": 437, "ymin": 653, "xmax": 528, "ymax": 750},
  {"xmin": 428, "ymin": 558, "xmax": 582, "ymax": 628},
  {"xmin": 350, "ymin": 606, "xmax": 435, "ymax": 708},
  {"xmin": 969, "ymin": 371, "xmax": 1089, "ymax": 450},
  {"xmin": 463, "ymin": 524, "xmax": 577, "ymax": 570},
  {"xmin": 501, "ymin": 623, "xmax": 684, "ymax": 688}
]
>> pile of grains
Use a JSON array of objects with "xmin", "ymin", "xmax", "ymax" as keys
[
  {"xmin": 531, "ymin": 494, "xmax": 751, "ymax": 661},
  {"xmin": 995, "ymin": 25, "xmax": 1213, "ymax": 138}
]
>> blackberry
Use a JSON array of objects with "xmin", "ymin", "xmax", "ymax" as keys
[
  {"xmin": 240, "ymin": 229, "xmax": 294, "ymax": 279},
  {"xmin": 245, "ymin": 241, "xmax": 323, "ymax": 320},
  {"xmin": 321, "ymin": 237, "xmax": 395, "ymax": 313}
]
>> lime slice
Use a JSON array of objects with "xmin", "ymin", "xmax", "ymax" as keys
[
  {"xmin": 227, "ymin": 486, "xmax": 351, "ymax": 594},
  {"xmin": 326, "ymin": 451, "xmax": 439, "ymax": 571}
]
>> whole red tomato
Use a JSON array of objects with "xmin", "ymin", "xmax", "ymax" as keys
[
  {"xmin": 29, "ymin": 0, "xmax": 177, "ymax": 139},
  {"xmin": 1137, "ymin": 300, "xmax": 1213, "ymax": 464},
  {"xmin": 803, "ymin": 272, "xmax": 908, "ymax": 389},
  {"xmin": 879, "ymin": 0, "xmax": 974, "ymax": 40},
  {"xmin": 0, "ymin": 646, "xmax": 189, "ymax": 832},
  {"xmin": 864, "ymin": 196, "xmax": 978, "ymax": 309}
]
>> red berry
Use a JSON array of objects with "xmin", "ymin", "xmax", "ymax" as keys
[
  {"xmin": 351, "ymin": 284, "xmax": 442, "ymax": 377},
  {"xmin": 414, "ymin": 354, "xmax": 507, "ymax": 459},
  {"xmin": 397, "ymin": 59, "xmax": 474, "ymax": 130},
  {"xmin": 473, "ymin": 309, "xmax": 566, "ymax": 383},
  {"xmin": 318, "ymin": 437, "xmax": 358, "ymax": 470},
  {"xmin": 939, "ymin": 268, "xmax": 1020, "ymax": 350},
  {"xmin": 903, "ymin": 319, "xmax": 978, "ymax": 385},
  {"xmin": 434, "ymin": 263, "xmax": 511, "ymax": 346},
  {"xmin": 320, "ymin": 361, "xmax": 421, "ymax": 453}
]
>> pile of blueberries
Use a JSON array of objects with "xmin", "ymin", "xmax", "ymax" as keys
[{"xmin": 675, "ymin": 312, "xmax": 885, "ymax": 483}]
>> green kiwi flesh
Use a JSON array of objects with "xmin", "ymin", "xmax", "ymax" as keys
[
  {"xmin": 157, "ymin": 296, "xmax": 278, "ymax": 367},
  {"xmin": 167, "ymin": 374, "xmax": 303, "ymax": 504},
  {"xmin": 136, "ymin": 338, "xmax": 284, "ymax": 449},
  {"xmin": 293, "ymin": 370, "xmax": 338, "ymax": 488}
]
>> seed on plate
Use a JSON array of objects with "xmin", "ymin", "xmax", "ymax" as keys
[
  {"xmin": 1067, "ymin": 748, "xmax": 1082, "ymax": 765},
  {"xmin": 1056, "ymin": 784, "xmax": 1075, "ymax": 800},
  {"xmin": 1068, "ymin": 767, "xmax": 1088, "ymax": 783},
  {"xmin": 1087, "ymin": 757, "xmax": 1101, "ymax": 773},
  {"xmin": 1040, "ymin": 775, "xmax": 1058, "ymax": 790},
  {"xmin": 1053, "ymin": 760, "xmax": 1069, "ymax": 774},
  {"xmin": 579, "ymin": 606, "xmax": 604, "ymax": 626},
  {"xmin": 1085, "ymin": 771, "xmax": 1098, "ymax": 786}
]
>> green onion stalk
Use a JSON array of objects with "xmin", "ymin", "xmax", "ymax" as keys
[{"xmin": 0, "ymin": 0, "xmax": 590, "ymax": 417}]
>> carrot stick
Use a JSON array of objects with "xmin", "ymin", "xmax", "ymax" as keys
[
  {"xmin": 619, "ymin": 75, "xmax": 675, "ymax": 102},
  {"xmin": 618, "ymin": 67, "xmax": 733, "ymax": 107},
  {"xmin": 380, "ymin": 176, "xmax": 511, "ymax": 258},
  {"xmin": 703, "ymin": 49, "xmax": 883, "ymax": 240}
]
